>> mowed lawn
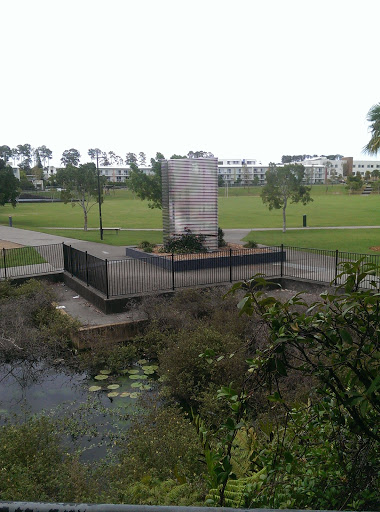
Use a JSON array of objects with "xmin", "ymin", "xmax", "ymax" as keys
[
  {"xmin": 243, "ymin": 229, "xmax": 380, "ymax": 254},
  {"xmin": 0, "ymin": 187, "xmax": 379, "ymax": 252}
]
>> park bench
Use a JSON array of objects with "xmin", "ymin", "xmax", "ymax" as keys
[{"xmin": 102, "ymin": 228, "xmax": 121, "ymax": 234}]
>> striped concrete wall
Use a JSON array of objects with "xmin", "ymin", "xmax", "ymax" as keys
[{"xmin": 161, "ymin": 158, "xmax": 218, "ymax": 251}]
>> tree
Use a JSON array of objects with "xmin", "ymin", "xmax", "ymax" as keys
[
  {"xmin": 242, "ymin": 162, "xmax": 251, "ymax": 189},
  {"xmin": 61, "ymin": 148, "xmax": 81, "ymax": 167},
  {"xmin": 261, "ymin": 163, "xmax": 312, "ymax": 232},
  {"xmin": 19, "ymin": 170, "xmax": 35, "ymax": 190},
  {"xmin": 218, "ymin": 174, "xmax": 224, "ymax": 187},
  {"xmin": 346, "ymin": 174, "xmax": 363, "ymax": 194},
  {"xmin": 31, "ymin": 166, "xmax": 44, "ymax": 180},
  {"xmin": 138, "ymin": 152, "xmax": 146, "ymax": 166},
  {"xmin": 56, "ymin": 163, "xmax": 104, "ymax": 230},
  {"xmin": 37, "ymin": 145, "xmax": 53, "ymax": 168},
  {"xmin": 371, "ymin": 169, "xmax": 380, "ymax": 180},
  {"xmin": 125, "ymin": 152, "xmax": 138, "ymax": 165},
  {"xmin": 371, "ymin": 180, "xmax": 380, "ymax": 194},
  {"xmin": 128, "ymin": 152, "xmax": 164, "ymax": 209},
  {"xmin": 187, "ymin": 150, "xmax": 214, "ymax": 159},
  {"xmin": 0, "ymin": 145, "xmax": 12, "ymax": 162},
  {"xmin": 34, "ymin": 149, "xmax": 43, "ymax": 169},
  {"xmin": 108, "ymin": 151, "xmax": 123, "ymax": 165},
  {"xmin": 0, "ymin": 159, "xmax": 20, "ymax": 206},
  {"xmin": 17, "ymin": 144, "xmax": 32, "ymax": 170},
  {"xmin": 363, "ymin": 102, "xmax": 380, "ymax": 155},
  {"xmin": 170, "ymin": 154, "xmax": 186, "ymax": 159}
]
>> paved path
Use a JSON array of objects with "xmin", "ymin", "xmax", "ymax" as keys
[{"xmin": 2, "ymin": 225, "xmax": 380, "ymax": 259}]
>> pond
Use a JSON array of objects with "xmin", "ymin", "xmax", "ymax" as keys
[{"xmin": 0, "ymin": 359, "xmax": 158, "ymax": 460}]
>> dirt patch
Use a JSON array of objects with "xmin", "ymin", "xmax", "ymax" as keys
[
  {"xmin": 369, "ymin": 246, "xmax": 380, "ymax": 252},
  {"xmin": 0, "ymin": 239, "xmax": 24, "ymax": 250}
]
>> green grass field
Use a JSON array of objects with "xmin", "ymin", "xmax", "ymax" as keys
[
  {"xmin": 1, "ymin": 186, "xmax": 379, "ymax": 253},
  {"xmin": 243, "ymin": 229, "xmax": 380, "ymax": 254}
]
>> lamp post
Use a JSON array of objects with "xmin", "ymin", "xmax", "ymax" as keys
[{"xmin": 96, "ymin": 153, "xmax": 104, "ymax": 240}]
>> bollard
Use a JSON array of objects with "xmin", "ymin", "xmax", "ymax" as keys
[
  {"xmin": 8, "ymin": 215, "xmax": 12, "ymax": 227},
  {"xmin": 303, "ymin": 214, "xmax": 307, "ymax": 227}
]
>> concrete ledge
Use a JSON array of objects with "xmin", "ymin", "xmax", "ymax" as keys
[
  {"xmin": 72, "ymin": 318, "xmax": 148, "ymax": 349},
  {"xmin": 3, "ymin": 272, "xmax": 64, "ymax": 286},
  {"xmin": 63, "ymin": 272, "xmax": 339, "ymax": 314},
  {"xmin": 63, "ymin": 272, "xmax": 177, "ymax": 314}
]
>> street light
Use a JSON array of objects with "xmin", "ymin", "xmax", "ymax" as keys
[{"xmin": 96, "ymin": 153, "xmax": 104, "ymax": 240}]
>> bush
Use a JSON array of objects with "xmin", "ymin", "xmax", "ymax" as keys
[
  {"xmin": 158, "ymin": 326, "xmax": 246, "ymax": 409},
  {"xmin": 113, "ymin": 401, "xmax": 205, "ymax": 483},
  {"xmin": 162, "ymin": 228, "xmax": 206, "ymax": 254},
  {"xmin": 138, "ymin": 241, "xmax": 156, "ymax": 253},
  {"xmin": 0, "ymin": 416, "xmax": 97, "ymax": 502},
  {"xmin": 243, "ymin": 240, "xmax": 258, "ymax": 248},
  {"xmin": 218, "ymin": 227, "xmax": 226, "ymax": 247}
]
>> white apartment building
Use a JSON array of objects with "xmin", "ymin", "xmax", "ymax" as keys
[
  {"xmin": 98, "ymin": 165, "xmax": 152, "ymax": 182},
  {"xmin": 351, "ymin": 160, "xmax": 380, "ymax": 176},
  {"xmin": 217, "ymin": 158, "xmax": 268, "ymax": 184}
]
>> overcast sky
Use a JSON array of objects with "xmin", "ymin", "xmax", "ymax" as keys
[{"xmin": 2, "ymin": 0, "xmax": 379, "ymax": 166}]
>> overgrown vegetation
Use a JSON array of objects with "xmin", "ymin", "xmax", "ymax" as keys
[{"xmin": 0, "ymin": 270, "xmax": 379, "ymax": 508}]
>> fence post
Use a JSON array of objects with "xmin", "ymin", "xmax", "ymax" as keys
[
  {"xmin": 105, "ymin": 259, "xmax": 109, "ymax": 299},
  {"xmin": 229, "ymin": 248, "xmax": 232, "ymax": 282},
  {"xmin": 280, "ymin": 244, "xmax": 284, "ymax": 277},
  {"xmin": 334, "ymin": 249, "xmax": 339, "ymax": 285},
  {"xmin": 3, "ymin": 248, "xmax": 6, "ymax": 279},
  {"xmin": 70, "ymin": 245, "xmax": 73, "ymax": 277},
  {"xmin": 171, "ymin": 253, "xmax": 175, "ymax": 290},
  {"xmin": 86, "ymin": 251, "xmax": 89, "ymax": 286}
]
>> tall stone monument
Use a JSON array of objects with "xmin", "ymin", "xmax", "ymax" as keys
[{"xmin": 161, "ymin": 158, "xmax": 218, "ymax": 251}]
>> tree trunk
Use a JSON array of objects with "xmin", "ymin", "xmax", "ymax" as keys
[
  {"xmin": 84, "ymin": 212, "xmax": 88, "ymax": 231},
  {"xmin": 282, "ymin": 205, "xmax": 286, "ymax": 233}
]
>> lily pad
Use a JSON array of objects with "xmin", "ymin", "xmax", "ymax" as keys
[
  {"xmin": 143, "ymin": 369, "xmax": 155, "ymax": 375},
  {"xmin": 127, "ymin": 369, "xmax": 140, "ymax": 375},
  {"xmin": 119, "ymin": 392, "xmax": 131, "ymax": 397},
  {"xmin": 100, "ymin": 369, "xmax": 112, "ymax": 375},
  {"xmin": 129, "ymin": 392, "xmax": 139, "ymax": 398},
  {"xmin": 141, "ymin": 384, "xmax": 152, "ymax": 391},
  {"xmin": 131, "ymin": 381, "xmax": 142, "ymax": 388},
  {"xmin": 94, "ymin": 374, "xmax": 109, "ymax": 380},
  {"xmin": 120, "ymin": 369, "xmax": 129, "ymax": 375},
  {"xmin": 107, "ymin": 391, "xmax": 119, "ymax": 398},
  {"xmin": 137, "ymin": 359, "xmax": 147, "ymax": 365},
  {"xmin": 89, "ymin": 385, "xmax": 102, "ymax": 392},
  {"xmin": 107, "ymin": 384, "xmax": 120, "ymax": 390},
  {"xmin": 129, "ymin": 374, "xmax": 143, "ymax": 379}
]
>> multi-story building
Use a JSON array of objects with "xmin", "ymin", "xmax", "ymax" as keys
[
  {"xmin": 217, "ymin": 158, "xmax": 269, "ymax": 185},
  {"xmin": 350, "ymin": 159, "xmax": 380, "ymax": 176},
  {"xmin": 97, "ymin": 165, "xmax": 152, "ymax": 183}
]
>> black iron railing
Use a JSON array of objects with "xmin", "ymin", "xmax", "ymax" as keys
[
  {"xmin": 2, "ymin": 243, "xmax": 380, "ymax": 298},
  {"xmin": 0, "ymin": 243, "xmax": 63, "ymax": 279}
]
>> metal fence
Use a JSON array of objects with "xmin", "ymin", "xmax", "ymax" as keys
[
  {"xmin": 3, "ymin": 243, "xmax": 380, "ymax": 297},
  {"xmin": 0, "ymin": 243, "xmax": 63, "ymax": 279},
  {"xmin": 63, "ymin": 245, "xmax": 284, "ymax": 298},
  {"xmin": 282, "ymin": 246, "xmax": 380, "ymax": 287},
  {"xmin": 63, "ymin": 245, "xmax": 109, "ymax": 297}
]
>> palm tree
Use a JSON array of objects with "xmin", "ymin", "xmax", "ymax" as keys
[{"xmin": 363, "ymin": 102, "xmax": 380, "ymax": 155}]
